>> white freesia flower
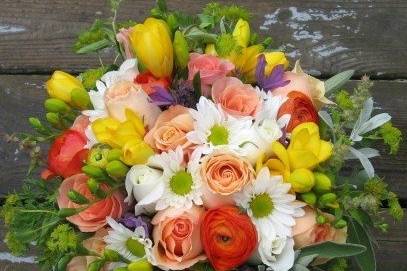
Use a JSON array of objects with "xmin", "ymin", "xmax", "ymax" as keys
[
  {"xmin": 125, "ymin": 165, "xmax": 164, "ymax": 214},
  {"xmin": 235, "ymin": 168, "xmax": 305, "ymax": 239},
  {"xmin": 83, "ymin": 58, "xmax": 139, "ymax": 122},
  {"xmin": 133, "ymin": 146, "xmax": 203, "ymax": 214},
  {"xmin": 104, "ymin": 217, "xmax": 155, "ymax": 263},
  {"xmin": 187, "ymin": 96, "xmax": 254, "ymax": 157}
]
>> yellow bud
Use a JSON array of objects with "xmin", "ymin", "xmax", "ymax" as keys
[
  {"xmin": 313, "ymin": 172, "xmax": 332, "ymax": 194},
  {"xmin": 288, "ymin": 168, "xmax": 315, "ymax": 193},
  {"xmin": 130, "ymin": 18, "xmax": 173, "ymax": 78},
  {"xmin": 46, "ymin": 71, "xmax": 85, "ymax": 103},
  {"xmin": 263, "ymin": 52, "xmax": 289, "ymax": 75},
  {"xmin": 122, "ymin": 139, "xmax": 154, "ymax": 165},
  {"xmin": 205, "ymin": 44, "xmax": 218, "ymax": 56},
  {"xmin": 233, "ymin": 19, "xmax": 251, "ymax": 48}
]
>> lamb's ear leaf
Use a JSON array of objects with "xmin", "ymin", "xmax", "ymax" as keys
[
  {"xmin": 325, "ymin": 70, "xmax": 355, "ymax": 93},
  {"xmin": 299, "ymin": 241, "xmax": 366, "ymax": 259}
]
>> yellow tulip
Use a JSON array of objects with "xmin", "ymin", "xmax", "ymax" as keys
[
  {"xmin": 263, "ymin": 52, "xmax": 289, "ymax": 75},
  {"xmin": 122, "ymin": 138, "xmax": 154, "ymax": 165},
  {"xmin": 130, "ymin": 18, "xmax": 173, "ymax": 78},
  {"xmin": 228, "ymin": 44, "xmax": 264, "ymax": 83},
  {"xmin": 46, "ymin": 71, "xmax": 85, "ymax": 103},
  {"xmin": 233, "ymin": 19, "xmax": 250, "ymax": 48},
  {"xmin": 287, "ymin": 122, "xmax": 333, "ymax": 170}
]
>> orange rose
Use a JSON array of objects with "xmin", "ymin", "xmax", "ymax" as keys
[
  {"xmin": 151, "ymin": 207, "xmax": 206, "ymax": 270},
  {"xmin": 104, "ymin": 80, "xmax": 161, "ymax": 129},
  {"xmin": 144, "ymin": 105, "xmax": 195, "ymax": 154},
  {"xmin": 67, "ymin": 228, "xmax": 109, "ymax": 271},
  {"xmin": 57, "ymin": 174, "xmax": 124, "ymax": 232},
  {"xmin": 293, "ymin": 206, "xmax": 347, "ymax": 249},
  {"xmin": 277, "ymin": 91, "xmax": 318, "ymax": 132},
  {"xmin": 201, "ymin": 206, "xmax": 258, "ymax": 271},
  {"xmin": 201, "ymin": 151, "xmax": 255, "ymax": 208},
  {"xmin": 212, "ymin": 77, "xmax": 261, "ymax": 117}
]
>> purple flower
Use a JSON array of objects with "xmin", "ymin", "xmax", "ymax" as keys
[
  {"xmin": 150, "ymin": 86, "xmax": 175, "ymax": 106},
  {"xmin": 119, "ymin": 213, "xmax": 152, "ymax": 238},
  {"xmin": 255, "ymin": 54, "xmax": 290, "ymax": 92}
]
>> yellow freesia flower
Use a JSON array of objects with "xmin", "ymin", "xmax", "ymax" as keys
[
  {"xmin": 122, "ymin": 138, "xmax": 154, "ymax": 165},
  {"xmin": 130, "ymin": 18, "xmax": 173, "ymax": 78},
  {"xmin": 233, "ymin": 19, "xmax": 250, "ymax": 48},
  {"xmin": 287, "ymin": 122, "xmax": 333, "ymax": 170},
  {"xmin": 228, "ymin": 44, "xmax": 264, "ymax": 83},
  {"xmin": 263, "ymin": 52, "xmax": 289, "ymax": 75},
  {"xmin": 46, "ymin": 71, "xmax": 85, "ymax": 103}
]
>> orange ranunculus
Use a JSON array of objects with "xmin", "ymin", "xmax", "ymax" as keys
[
  {"xmin": 201, "ymin": 206, "xmax": 258, "ymax": 271},
  {"xmin": 277, "ymin": 91, "xmax": 318, "ymax": 132}
]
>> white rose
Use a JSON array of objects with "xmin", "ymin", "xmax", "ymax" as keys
[
  {"xmin": 125, "ymin": 165, "xmax": 163, "ymax": 214},
  {"xmin": 251, "ymin": 237, "xmax": 295, "ymax": 271}
]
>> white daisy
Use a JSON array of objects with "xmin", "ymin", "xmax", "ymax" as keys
[
  {"xmin": 82, "ymin": 58, "xmax": 139, "ymax": 121},
  {"xmin": 187, "ymin": 96, "xmax": 254, "ymax": 156},
  {"xmin": 234, "ymin": 168, "xmax": 305, "ymax": 239},
  {"xmin": 133, "ymin": 146, "xmax": 203, "ymax": 213},
  {"xmin": 104, "ymin": 217, "xmax": 155, "ymax": 263}
]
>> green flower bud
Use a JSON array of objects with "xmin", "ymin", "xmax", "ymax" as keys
[
  {"xmin": 316, "ymin": 214, "xmax": 327, "ymax": 224},
  {"xmin": 71, "ymin": 88, "xmax": 91, "ymax": 110},
  {"xmin": 173, "ymin": 30, "xmax": 189, "ymax": 69},
  {"xmin": 58, "ymin": 208, "xmax": 80, "ymax": 218},
  {"xmin": 28, "ymin": 117, "xmax": 43, "ymax": 130},
  {"xmin": 113, "ymin": 268, "xmax": 128, "ymax": 271},
  {"xmin": 126, "ymin": 238, "xmax": 146, "ymax": 258},
  {"xmin": 301, "ymin": 192, "xmax": 317, "ymax": 206},
  {"xmin": 87, "ymin": 178, "xmax": 107, "ymax": 199},
  {"xmin": 318, "ymin": 193, "xmax": 337, "ymax": 208},
  {"xmin": 87, "ymin": 145, "xmax": 111, "ymax": 168},
  {"xmin": 107, "ymin": 148, "xmax": 123, "ymax": 162},
  {"xmin": 44, "ymin": 98, "xmax": 71, "ymax": 113},
  {"xmin": 313, "ymin": 172, "xmax": 332, "ymax": 194},
  {"xmin": 68, "ymin": 189, "xmax": 89, "ymax": 204},
  {"xmin": 87, "ymin": 259, "xmax": 105, "ymax": 271},
  {"xmin": 106, "ymin": 160, "xmax": 129, "ymax": 179},
  {"xmin": 128, "ymin": 259, "xmax": 153, "ymax": 271},
  {"xmin": 288, "ymin": 168, "xmax": 315, "ymax": 193},
  {"xmin": 334, "ymin": 219, "xmax": 347, "ymax": 229},
  {"xmin": 82, "ymin": 165, "xmax": 108, "ymax": 180},
  {"xmin": 46, "ymin": 112, "xmax": 61, "ymax": 127},
  {"xmin": 103, "ymin": 249, "xmax": 121, "ymax": 262},
  {"xmin": 166, "ymin": 13, "xmax": 178, "ymax": 33}
]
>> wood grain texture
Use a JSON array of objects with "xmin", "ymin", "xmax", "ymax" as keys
[
  {"xmin": 1, "ymin": 75, "xmax": 406, "ymax": 198},
  {"xmin": 0, "ymin": 0, "xmax": 406, "ymax": 78}
]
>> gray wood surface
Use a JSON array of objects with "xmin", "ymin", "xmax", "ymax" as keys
[{"xmin": 0, "ymin": 0, "xmax": 406, "ymax": 78}]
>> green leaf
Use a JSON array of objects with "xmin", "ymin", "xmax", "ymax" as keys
[
  {"xmin": 349, "ymin": 209, "xmax": 373, "ymax": 227},
  {"xmin": 192, "ymin": 71, "xmax": 202, "ymax": 100},
  {"xmin": 348, "ymin": 218, "xmax": 377, "ymax": 271},
  {"xmin": 76, "ymin": 39, "xmax": 111, "ymax": 54},
  {"xmin": 300, "ymin": 241, "xmax": 366, "ymax": 259},
  {"xmin": 190, "ymin": 261, "xmax": 215, "ymax": 271},
  {"xmin": 325, "ymin": 70, "xmax": 355, "ymax": 94}
]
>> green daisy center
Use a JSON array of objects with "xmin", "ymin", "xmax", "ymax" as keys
[
  {"xmin": 170, "ymin": 171, "xmax": 193, "ymax": 196},
  {"xmin": 208, "ymin": 124, "xmax": 229, "ymax": 146},
  {"xmin": 249, "ymin": 193, "xmax": 274, "ymax": 218},
  {"xmin": 126, "ymin": 238, "xmax": 146, "ymax": 257}
]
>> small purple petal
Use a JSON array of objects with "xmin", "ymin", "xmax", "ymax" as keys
[
  {"xmin": 255, "ymin": 55, "xmax": 290, "ymax": 92},
  {"xmin": 119, "ymin": 213, "xmax": 152, "ymax": 238},
  {"xmin": 150, "ymin": 86, "xmax": 175, "ymax": 106},
  {"xmin": 255, "ymin": 54, "xmax": 267, "ymax": 84}
]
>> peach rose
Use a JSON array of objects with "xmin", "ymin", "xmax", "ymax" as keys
[
  {"xmin": 212, "ymin": 77, "xmax": 261, "ymax": 117},
  {"xmin": 57, "ymin": 174, "xmax": 124, "ymax": 232},
  {"xmin": 293, "ymin": 206, "xmax": 347, "ymax": 249},
  {"xmin": 144, "ymin": 105, "xmax": 194, "ymax": 154},
  {"xmin": 152, "ymin": 206, "xmax": 206, "ymax": 270},
  {"xmin": 188, "ymin": 53, "xmax": 234, "ymax": 96},
  {"xmin": 67, "ymin": 228, "xmax": 109, "ymax": 271},
  {"xmin": 104, "ymin": 80, "xmax": 161, "ymax": 129}
]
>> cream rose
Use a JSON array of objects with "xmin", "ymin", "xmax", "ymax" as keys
[
  {"xmin": 144, "ymin": 105, "xmax": 194, "ymax": 154},
  {"xmin": 104, "ymin": 80, "xmax": 161, "ymax": 129},
  {"xmin": 152, "ymin": 206, "xmax": 206, "ymax": 270},
  {"xmin": 201, "ymin": 151, "xmax": 255, "ymax": 208}
]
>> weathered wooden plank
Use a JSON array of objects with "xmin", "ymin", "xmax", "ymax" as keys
[
  {"xmin": 0, "ymin": 75, "xmax": 406, "ymax": 198},
  {"xmin": 0, "ymin": 0, "xmax": 407, "ymax": 78},
  {"xmin": 0, "ymin": 212, "xmax": 405, "ymax": 270}
]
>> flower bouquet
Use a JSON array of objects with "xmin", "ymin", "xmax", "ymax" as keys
[{"xmin": 2, "ymin": 1, "xmax": 404, "ymax": 271}]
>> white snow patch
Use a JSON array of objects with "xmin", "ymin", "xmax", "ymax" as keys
[
  {"xmin": 313, "ymin": 44, "xmax": 348, "ymax": 57},
  {"xmin": 0, "ymin": 24, "xmax": 26, "ymax": 34},
  {"xmin": 0, "ymin": 252, "xmax": 36, "ymax": 264}
]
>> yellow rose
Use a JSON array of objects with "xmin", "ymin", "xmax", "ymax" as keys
[
  {"xmin": 46, "ymin": 71, "xmax": 85, "ymax": 103},
  {"xmin": 130, "ymin": 18, "xmax": 173, "ymax": 78},
  {"xmin": 232, "ymin": 19, "xmax": 250, "ymax": 48}
]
